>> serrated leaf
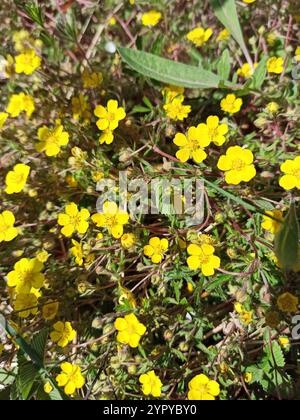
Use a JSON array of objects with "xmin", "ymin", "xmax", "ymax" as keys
[
  {"xmin": 217, "ymin": 49, "xmax": 231, "ymax": 81},
  {"xmin": 119, "ymin": 47, "xmax": 222, "ymax": 89},
  {"xmin": 209, "ymin": 0, "xmax": 252, "ymax": 65},
  {"xmin": 275, "ymin": 202, "xmax": 299, "ymax": 270},
  {"xmin": 31, "ymin": 329, "xmax": 48, "ymax": 364},
  {"xmin": 268, "ymin": 342, "xmax": 285, "ymax": 368},
  {"xmin": 18, "ymin": 361, "xmax": 39, "ymax": 400}
]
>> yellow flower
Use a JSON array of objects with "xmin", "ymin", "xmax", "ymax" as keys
[
  {"xmin": 188, "ymin": 374, "xmax": 220, "ymax": 400},
  {"xmin": 99, "ymin": 129, "xmax": 114, "ymax": 145},
  {"xmin": 295, "ymin": 46, "xmax": 300, "ymax": 62},
  {"xmin": 50, "ymin": 321, "xmax": 76, "ymax": 348},
  {"xmin": 139, "ymin": 371, "xmax": 163, "ymax": 397},
  {"xmin": 187, "ymin": 282, "xmax": 194, "ymax": 293},
  {"xmin": 164, "ymin": 97, "xmax": 191, "ymax": 121},
  {"xmin": 243, "ymin": 0, "xmax": 256, "ymax": 3},
  {"xmin": 36, "ymin": 250, "xmax": 50, "ymax": 263},
  {"xmin": 70, "ymin": 239, "xmax": 84, "ymax": 266},
  {"xmin": 6, "ymin": 93, "xmax": 35, "ymax": 118},
  {"xmin": 186, "ymin": 27, "xmax": 213, "ymax": 47},
  {"xmin": 0, "ymin": 211, "xmax": 19, "ymax": 243},
  {"xmin": 162, "ymin": 85, "xmax": 184, "ymax": 103},
  {"xmin": 267, "ymin": 57, "xmax": 284, "ymax": 74},
  {"xmin": 58, "ymin": 203, "xmax": 90, "ymax": 238},
  {"xmin": 198, "ymin": 115, "xmax": 229, "ymax": 147},
  {"xmin": 217, "ymin": 146, "xmax": 256, "ymax": 185},
  {"xmin": 277, "ymin": 292, "xmax": 299, "ymax": 313},
  {"xmin": 36, "ymin": 123, "xmax": 69, "ymax": 157},
  {"xmin": 5, "ymin": 163, "xmax": 30, "ymax": 194},
  {"xmin": 66, "ymin": 175, "xmax": 78, "ymax": 188},
  {"xmin": 173, "ymin": 126, "xmax": 209, "ymax": 164},
  {"xmin": 14, "ymin": 292, "xmax": 39, "ymax": 318},
  {"xmin": 217, "ymin": 29, "xmax": 230, "ymax": 42},
  {"xmin": 13, "ymin": 30, "xmax": 42, "ymax": 52},
  {"xmin": 15, "ymin": 49, "xmax": 41, "ymax": 75},
  {"xmin": 7, "ymin": 258, "xmax": 45, "ymax": 293},
  {"xmin": 237, "ymin": 63, "xmax": 257, "ymax": 79},
  {"xmin": 221, "ymin": 94, "xmax": 243, "ymax": 114},
  {"xmin": 72, "ymin": 93, "xmax": 91, "ymax": 124},
  {"xmin": 0, "ymin": 112, "xmax": 8, "ymax": 129},
  {"xmin": 244, "ymin": 373, "xmax": 253, "ymax": 383},
  {"xmin": 94, "ymin": 100, "xmax": 126, "ymax": 131},
  {"xmin": 44, "ymin": 382, "xmax": 53, "ymax": 394},
  {"xmin": 82, "ymin": 68, "xmax": 103, "ymax": 89},
  {"xmin": 187, "ymin": 244, "xmax": 220, "ymax": 276},
  {"xmin": 92, "ymin": 201, "xmax": 129, "ymax": 239},
  {"xmin": 235, "ymin": 303, "xmax": 253, "ymax": 325},
  {"xmin": 279, "ymin": 156, "xmax": 300, "ymax": 190},
  {"xmin": 92, "ymin": 171, "xmax": 104, "ymax": 182},
  {"xmin": 42, "ymin": 300, "xmax": 59, "ymax": 321},
  {"xmin": 114, "ymin": 313, "xmax": 146, "ymax": 348},
  {"xmin": 261, "ymin": 210, "xmax": 283, "ymax": 234},
  {"xmin": 278, "ymin": 337, "xmax": 290, "ymax": 348},
  {"xmin": 266, "ymin": 102, "xmax": 279, "ymax": 113},
  {"xmin": 141, "ymin": 10, "xmax": 162, "ymax": 27},
  {"xmin": 121, "ymin": 233, "xmax": 136, "ymax": 250},
  {"xmin": 109, "ymin": 17, "xmax": 117, "ymax": 26},
  {"xmin": 56, "ymin": 362, "xmax": 85, "ymax": 395},
  {"xmin": 144, "ymin": 237, "xmax": 169, "ymax": 264}
]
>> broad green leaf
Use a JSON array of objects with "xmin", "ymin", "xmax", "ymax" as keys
[
  {"xmin": 209, "ymin": 0, "xmax": 252, "ymax": 65},
  {"xmin": 217, "ymin": 49, "xmax": 231, "ymax": 81},
  {"xmin": 119, "ymin": 47, "xmax": 222, "ymax": 89},
  {"xmin": 275, "ymin": 202, "xmax": 299, "ymax": 270},
  {"xmin": 251, "ymin": 55, "xmax": 268, "ymax": 89},
  {"xmin": 17, "ymin": 359, "xmax": 39, "ymax": 400}
]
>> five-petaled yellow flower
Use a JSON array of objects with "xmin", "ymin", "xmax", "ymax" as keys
[
  {"xmin": 7, "ymin": 257, "xmax": 45, "ymax": 293},
  {"xmin": 5, "ymin": 163, "xmax": 30, "ymax": 194},
  {"xmin": 114, "ymin": 313, "xmax": 146, "ymax": 348},
  {"xmin": 50, "ymin": 321, "xmax": 76, "ymax": 348},
  {"xmin": 267, "ymin": 57, "xmax": 284, "ymax": 74},
  {"xmin": 36, "ymin": 123, "xmax": 69, "ymax": 157},
  {"xmin": 92, "ymin": 201, "xmax": 129, "ymax": 239},
  {"xmin": 6, "ymin": 93, "xmax": 35, "ymax": 118},
  {"xmin": 144, "ymin": 237, "xmax": 169, "ymax": 264},
  {"xmin": 141, "ymin": 10, "xmax": 162, "ymax": 27},
  {"xmin": 186, "ymin": 27, "xmax": 213, "ymax": 47},
  {"xmin": 277, "ymin": 292, "xmax": 299, "ymax": 313},
  {"xmin": 217, "ymin": 146, "xmax": 256, "ymax": 185},
  {"xmin": 279, "ymin": 156, "xmax": 300, "ymax": 190},
  {"xmin": 0, "ymin": 210, "xmax": 18, "ymax": 243},
  {"xmin": 139, "ymin": 371, "xmax": 163, "ymax": 397},
  {"xmin": 15, "ymin": 49, "xmax": 41, "ymax": 75},
  {"xmin": 261, "ymin": 210, "xmax": 283, "ymax": 234},
  {"xmin": 188, "ymin": 374, "xmax": 220, "ymax": 400},
  {"xmin": 173, "ymin": 125, "xmax": 209, "ymax": 163},
  {"xmin": 187, "ymin": 244, "xmax": 220, "ymax": 276},
  {"xmin": 58, "ymin": 202, "xmax": 90, "ymax": 237},
  {"xmin": 221, "ymin": 94, "xmax": 243, "ymax": 114},
  {"xmin": 164, "ymin": 97, "xmax": 191, "ymax": 121},
  {"xmin": 237, "ymin": 63, "xmax": 257, "ymax": 79},
  {"xmin": 56, "ymin": 362, "xmax": 85, "ymax": 395},
  {"xmin": 14, "ymin": 292, "xmax": 39, "ymax": 318},
  {"xmin": 198, "ymin": 116, "xmax": 229, "ymax": 147},
  {"xmin": 94, "ymin": 100, "xmax": 126, "ymax": 132}
]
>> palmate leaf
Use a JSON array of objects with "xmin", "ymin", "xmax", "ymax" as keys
[
  {"xmin": 209, "ymin": 0, "xmax": 253, "ymax": 66},
  {"xmin": 119, "ymin": 47, "xmax": 222, "ymax": 89}
]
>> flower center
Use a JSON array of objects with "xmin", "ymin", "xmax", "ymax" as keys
[
  {"xmin": 232, "ymin": 159, "xmax": 246, "ymax": 171},
  {"xmin": 107, "ymin": 112, "xmax": 116, "ymax": 122}
]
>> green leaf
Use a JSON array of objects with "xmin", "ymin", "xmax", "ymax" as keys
[
  {"xmin": 274, "ymin": 202, "xmax": 299, "ymax": 270},
  {"xmin": 17, "ymin": 359, "xmax": 40, "ymax": 400},
  {"xmin": 217, "ymin": 49, "xmax": 231, "ymax": 81},
  {"xmin": 31, "ymin": 329, "xmax": 49, "ymax": 364},
  {"xmin": 209, "ymin": 0, "xmax": 252, "ymax": 65},
  {"xmin": 251, "ymin": 56, "xmax": 268, "ymax": 89},
  {"xmin": 269, "ymin": 342, "xmax": 285, "ymax": 368},
  {"xmin": 119, "ymin": 47, "xmax": 222, "ymax": 89}
]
